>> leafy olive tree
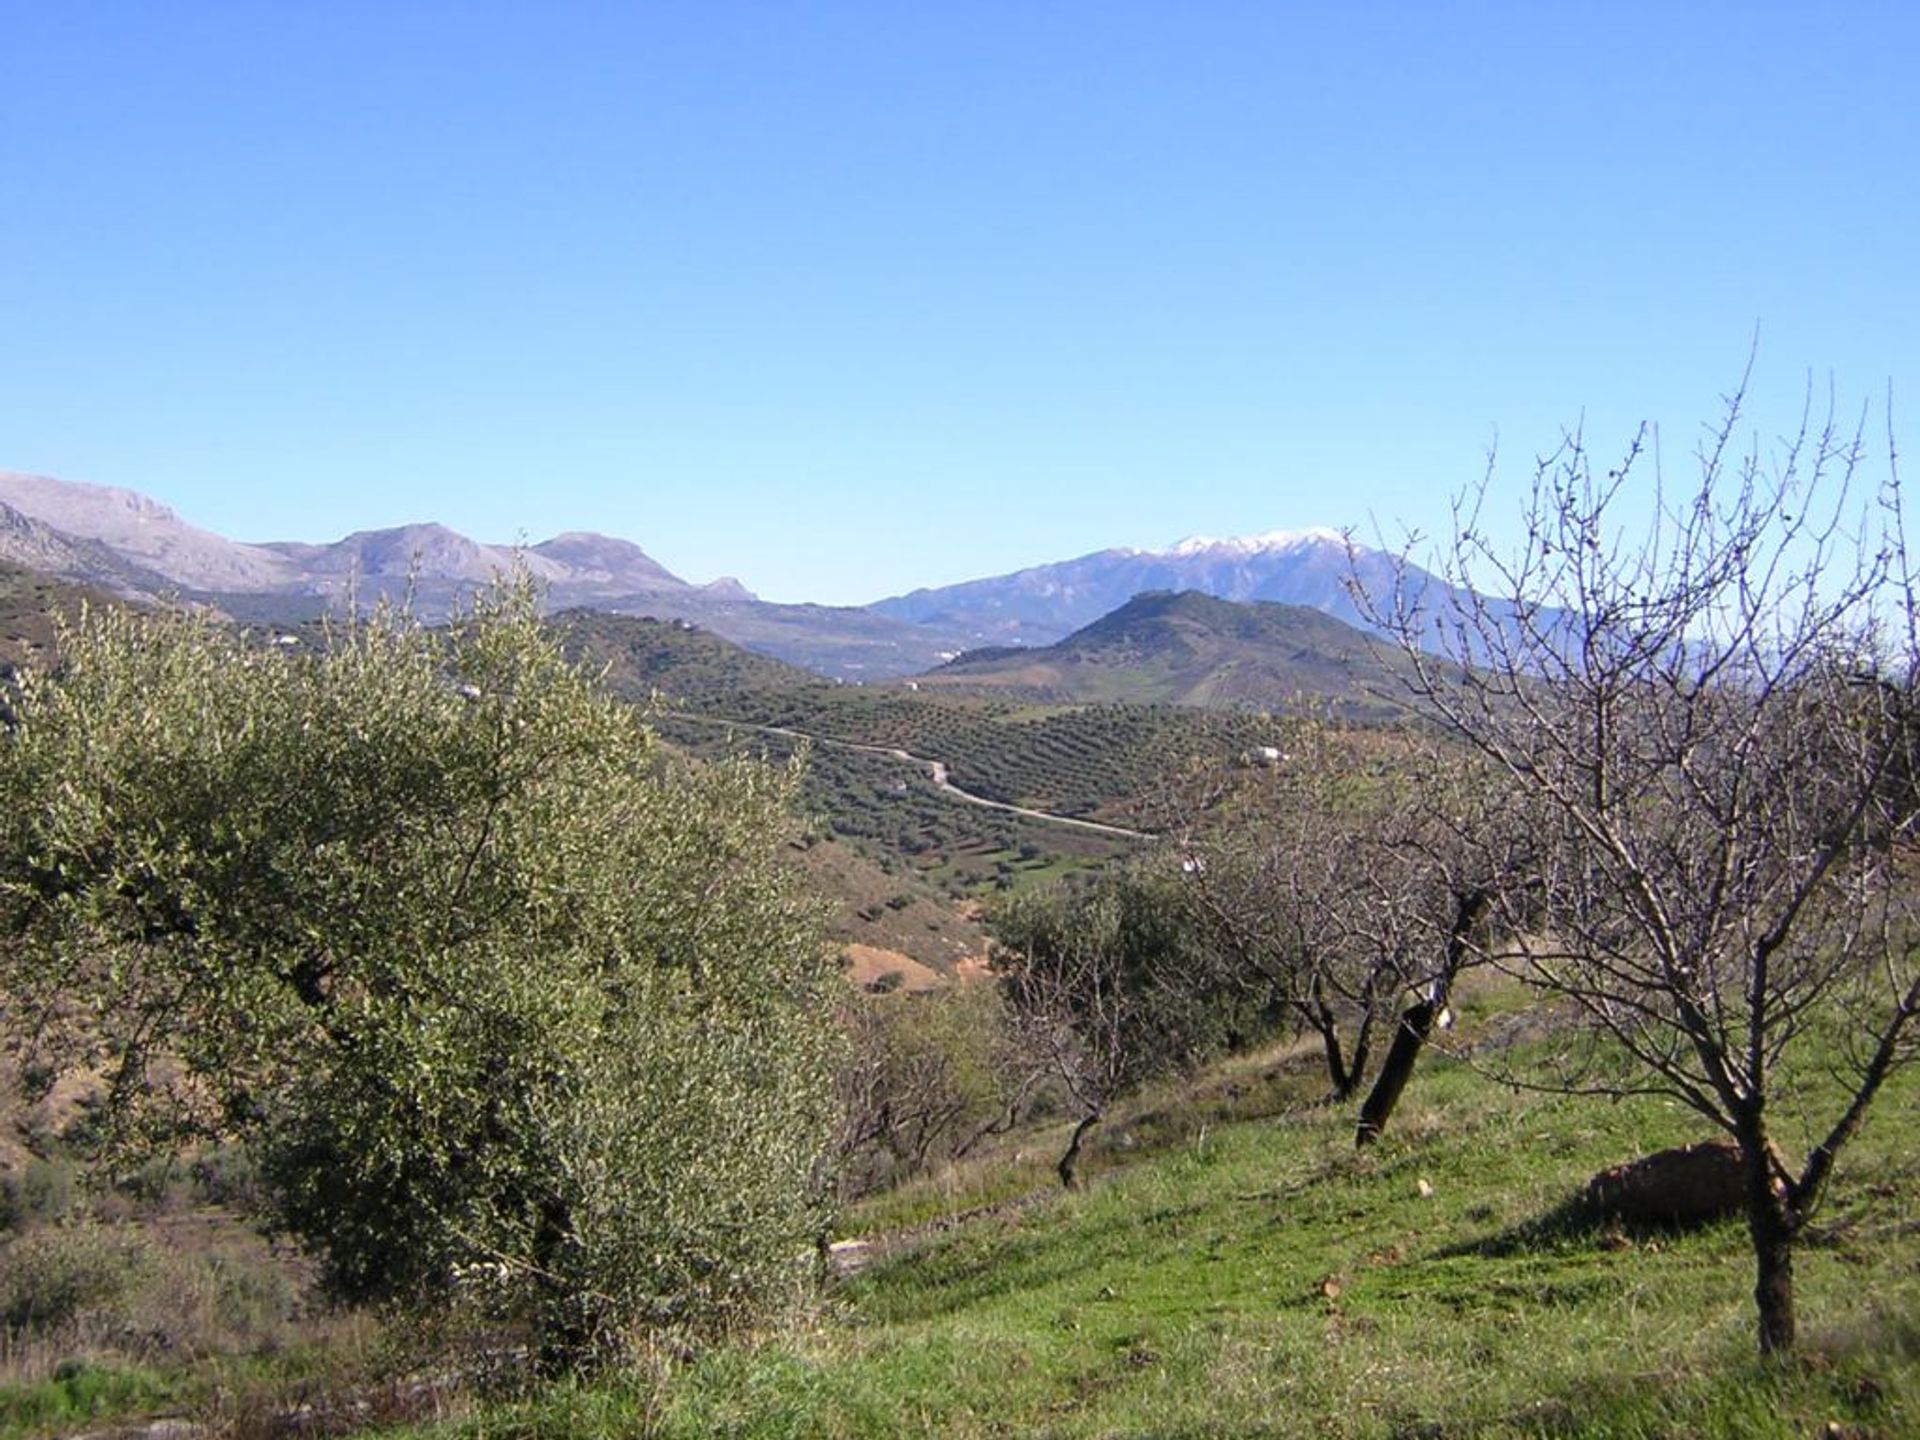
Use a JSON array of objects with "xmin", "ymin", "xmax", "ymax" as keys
[
  {"xmin": 0, "ymin": 585, "xmax": 842, "ymax": 1370},
  {"xmin": 1367, "ymin": 381, "xmax": 1920, "ymax": 1353}
]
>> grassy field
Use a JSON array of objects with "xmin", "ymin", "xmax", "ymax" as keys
[
  {"xmin": 378, "ymin": 999, "xmax": 1919, "ymax": 1440},
  {"xmin": 4, "ymin": 990, "xmax": 1915, "ymax": 1439}
]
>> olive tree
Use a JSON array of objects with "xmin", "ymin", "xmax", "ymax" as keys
[
  {"xmin": 1367, "ymin": 381, "xmax": 1920, "ymax": 1353},
  {"xmin": 0, "ymin": 585, "xmax": 842, "ymax": 1370}
]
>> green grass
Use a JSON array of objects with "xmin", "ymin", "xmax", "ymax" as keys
[
  {"xmin": 408, "ymin": 1033, "xmax": 1919, "ymax": 1439},
  {"xmin": 0, "ymin": 1360, "xmax": 178, "ymax": 1435}
]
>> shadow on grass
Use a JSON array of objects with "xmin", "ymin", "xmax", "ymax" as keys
[{"xmin": 1433, "ymin": 1189, "xmax": 1732, "ymax": 1260}]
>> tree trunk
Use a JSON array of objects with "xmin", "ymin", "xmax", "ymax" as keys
[
  {"xmin": 1739, "ymin": 1125, "xmax": 1798, "ymax": 1354},
  {"xmin": 1353, "ymin": 888, "xmax": 1487, "ymax": 1148},
  {"xmin": 1058, "ymin": 1111, "xmax": 1100, "ymax": 1189},
  {"xmin": 1751, "ymin": 1211, "xmax": 1796, "ymax": 1355},
  {"xmin": 1346, "ymin": 1006, "xmax": 1376, "ymax": 1106},
  {"xmin": 1307, "ymin": 999, "xmax": 1355, "ymax": 1102},
  {"xmin": 1354, "ymin": 998, "xmax": 1438, "ymax": 1146}
]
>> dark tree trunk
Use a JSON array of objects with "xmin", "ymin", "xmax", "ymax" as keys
[
  {"xmin": 1353, "ymin": 888, "xmax": 1487, "ymax": 1148},
  {"xmin": 1354, "ymin": 998, "xmax": 1438, "ymax": 1146},
  {"xmin": 531, "ymin": 1193, "xmax": 597, "ymax": 1376},
  {"xmin": 1751, "ymin": 1210, "xmax": 1796, "ymax": 1355},
  {"xmin": 1738, "ymin": 1122, "xmax": 1799, "ymax": 1354},
  {"xmin": 1307, "ymin": 999, "xmax": 1356, "ymax": 1102},
  {"xmin": 1058, "ymin": 1111, "xmax": 1100, "ymax": 1189},
  {"xmin": 1346, "ymin": 1007, "xmax": 1376, "ymax": 1106}
]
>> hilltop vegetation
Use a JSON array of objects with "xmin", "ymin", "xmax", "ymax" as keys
[
  {"xmin": 920, "ymin": 589, "xmax": 1411, "ymax": 715},
  {"xmin": 0, "ymin": 561, "xmax": 117, "ymax": 675}
]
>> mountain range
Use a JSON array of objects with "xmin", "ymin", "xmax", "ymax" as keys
[
  {"xmin": 872, "ymin": 528, "xmax": 1410, "ymax": 643},
  {"xmin": 0, "ymin": 469, "xmax": 1440, "ymax": 681}
]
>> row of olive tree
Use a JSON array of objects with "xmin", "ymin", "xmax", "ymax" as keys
[{"xmin": 0, "ymin": 585, "xmax": 843, "ymax": 1371}]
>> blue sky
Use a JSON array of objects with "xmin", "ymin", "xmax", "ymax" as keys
[{"xmin": 3, "ymin": 2, "xmax": 1915, "ymax": 604}]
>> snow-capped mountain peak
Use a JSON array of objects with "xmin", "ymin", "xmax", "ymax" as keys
[{"xmin": 1160, "ymin": 527, "xmax": 1349, "ymax": 558}]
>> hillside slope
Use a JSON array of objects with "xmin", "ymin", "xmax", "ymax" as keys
[
  {"xmin": 919, "ymin": 589, "xmax": 1410, "ymax": 714},
  {"xmin": 504, "ymin": 1020, "xmax": 1920, "ymax": 1438},
  {"xmin": 552, "ymin": 610, "xmax": 820, "ymax": 707},
  {"xmin": 0, "ymin": 560, "xmax": 128, "ymax": 674}
]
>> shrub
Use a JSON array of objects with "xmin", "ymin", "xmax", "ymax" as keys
[
  {"xmin": 0, "ymin": 584, "xmax": 842, "ymax": 1371},
  {"xmin": 0, "ymin": 1224, "xmax": 156, "ymax": 1332},
  {"xmin": 0, "ymin": 1159, "xmax": 79, "ymax": 1232}
]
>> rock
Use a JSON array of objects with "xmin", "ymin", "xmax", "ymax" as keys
[
  {"xmin": 1584, "ymin": 1138, "xmax": 1780, "ymax": 1225},
  {"xmin": 71, "ymin": 1420, "xmax": 203, "ymax": 1440}
]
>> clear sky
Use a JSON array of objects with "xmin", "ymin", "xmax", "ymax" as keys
[{"xmin": 3, "ymin": 2, "xmax": 1915, "ymax": 604}]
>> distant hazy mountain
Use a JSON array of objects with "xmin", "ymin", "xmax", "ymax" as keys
[
  {"xmin": 918, "ymin": 589, "xmax": 1409, "ymax": 715},
  {"xmin": 259, "ymin": 523, "xmax": 568, "ymax": 586},
  {"xmin": 528, "ymin": 532, "xmax": 693, "ymax": 594},
  {"xmin": 0, "ymin": 470, "xmax": 961, "ymax": 680},
  {"xmin": 871, "ymin": 529, "xmax": 1426, "ymax": 646},
  {"xmin": 0, "ymin": 472, "xmax": 295, "ymax": 592},
  {"xmin": 1, "ymin": 471, "xmax": 1491, "ymax": 684},
  {"xmin": 0, "ymin": 498, "xmax": 169, "ymax": 596}
]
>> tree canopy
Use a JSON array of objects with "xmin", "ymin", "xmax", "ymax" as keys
[{"xmin": 0, "ymin": 586, "xmax": 842, "ymax": 1369}]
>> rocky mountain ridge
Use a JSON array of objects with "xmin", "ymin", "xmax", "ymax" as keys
[
  {"xmin": 0, "ymin": 470, "xmax": 1459, "ymax": 680},
  {"xmin": 0, "ymin": 470, "xmax": 977, "ymax": 678},
  {"xmin": 869, "ymin": 527, "xmax": 1418, "ymax": 646}
]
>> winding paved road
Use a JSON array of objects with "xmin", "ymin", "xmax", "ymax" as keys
[{"xmin": 664, "ymin": 712, "xmax": 1153, "ymax": 839}]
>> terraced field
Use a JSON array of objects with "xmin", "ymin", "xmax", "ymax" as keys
[{"xmin": 684, "ymin": 687, "xmax": 1293, "ymax": 821}]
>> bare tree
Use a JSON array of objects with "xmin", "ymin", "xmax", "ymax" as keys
[
  {"xmin": 1366, "ymin": 377, "xmax": 1920, "ymax": 1353},
  {"xmin": 992, "ymin": 872, "xmax": 1220, "ymax": 1188},
  {"xmin": 1166, "ymin": 723, "xmax": 1519, "ymax": 1144},
  {"xmin": 1168, "ymin": 724, "xmax": 1419, "ymax": 1102},
  {"xmin": 829, "ymin": 984, "xmax": 1039, "ymax": 1201}
]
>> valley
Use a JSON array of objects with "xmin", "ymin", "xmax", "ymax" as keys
[
  {"xmin": 6, "ymin": 10, "xmax": 1909, "ymax": 1433},
  {"xmin": 2, "ymin": 468, "xmax": 1916, "ymax": 1440}
]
